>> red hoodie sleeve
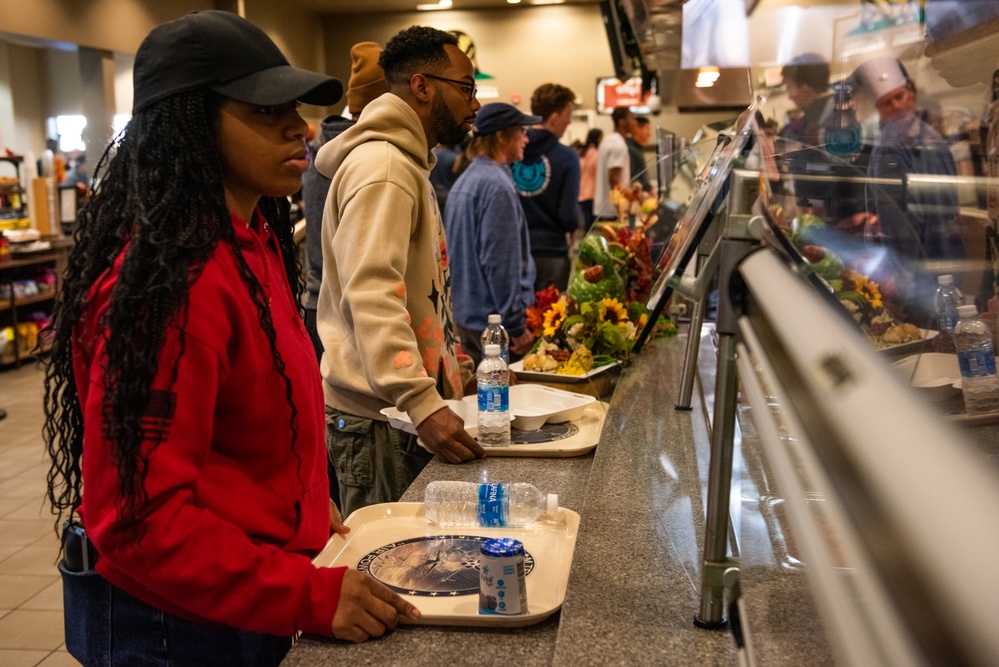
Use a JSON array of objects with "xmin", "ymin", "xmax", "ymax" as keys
[{"xmin": 79, "ymin": 320, "xmax": 344, "ymax": 637}]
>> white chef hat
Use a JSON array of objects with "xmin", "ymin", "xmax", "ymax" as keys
[{"xmin": 852, "ymin": 56, "xmax": 908, "ymax": 102}]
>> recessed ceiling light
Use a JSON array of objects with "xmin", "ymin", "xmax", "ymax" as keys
[
  {"xmin": 507, "ymin": 0, "xmax": 522, "ymax": 4},
  {"xmin": 417, "ymin": 0, "xmax": 451, "ymax": 8}
]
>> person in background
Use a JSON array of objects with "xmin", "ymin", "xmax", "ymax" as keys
[
  {"xmin": 779, "ymin": 53, "xmax": 833, "ymax": 148},
  {"xmin": 851, "ymin": 55, "xmax": 964, "ymax": 325},
  {"xmin": 447, "ymin": 103, "xmax": 540, "ymax": 367},
  {"xmin": 302, "ymin": 41, "xmax": 388, "ymax": 510},
  {"xmin": 593, "ymin": 106, "xmax": 635, "ymax": 221},
  {"xmin": 430, "ymin": 141, "xmax": 461, "ymax": 213},
  {"xmin": 512, "ymin": 83, "xmax": 580, "ymax": 293},
  {"xmin": 315, "ymin": 26, "xmax": 484, "ymax": 518},
  {"xmin": 577, "ymin": 128, "xmax": 602, "ymax": 232},
  {"xmin": 39, "ymin": 138, "xmax": 66, "ymax": 184},
  {"xmin": 43, "ymin": 12, "xmax": 418, "ymax": 666},
  {"xmin": 627, "ymin": 116, "xmax": 653, "ymax": 193},
  {"xmin": 61, "ymin": 154, "xmax": 90, "ymax": 191},
  {"xmin": 302, "ymin": 41, "xmax": 386, "ymax": 361}
]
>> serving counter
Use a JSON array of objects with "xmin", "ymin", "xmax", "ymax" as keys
[{"xmin": 284, "ymin": 328, "xmax": 831, "ymax": 666}]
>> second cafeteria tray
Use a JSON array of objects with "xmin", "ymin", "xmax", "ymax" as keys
[{"xmin": 313, "ymin": 502, "xmax": 581, "ymax": 628}]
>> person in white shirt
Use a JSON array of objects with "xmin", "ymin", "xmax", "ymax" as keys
[{"xmin": 593, "ymin": 107, "xmax": 635, "ymax": 221}]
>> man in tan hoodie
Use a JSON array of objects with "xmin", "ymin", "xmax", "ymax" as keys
[{"xmin": 315, "ymin": 26, "xmax": 483, "ymax": 515}]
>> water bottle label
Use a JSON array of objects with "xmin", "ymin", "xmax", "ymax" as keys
[
  {"xmin": 478, "ymin": 386, "xmax": 509, "ymax": 412},
  {"xmin": 937, "ymin": 315, "xmax": 958, "ymax": 334},
  {"xmin": 476, "ymin": 484, "xmax": 507, "ymax": 527},
  {"xmin": 957, "ymin": 349, "xmax": 997, "ymax": 378}
]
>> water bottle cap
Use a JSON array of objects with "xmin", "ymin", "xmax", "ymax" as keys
[
  {"xmin": 484, "ymin": 344, "xmax": 501, "ymax": 356},
  {"xmin": 958, "ymin": 304, "xmax": 978, "ymax": 318},
  {"xmin": 488, "ymin": 314, "xmax": 502, "ymax": 324},
  {"xmin": 480, "ymin": 538, "xmax": 525, "ymax": 557},
  {"xmin": 546, "ymin": 494, "xmax": 559, "ymax": 515},
  {"xmin": 938, "ymin": 274, "xmax": 953, "ymax": 285}
]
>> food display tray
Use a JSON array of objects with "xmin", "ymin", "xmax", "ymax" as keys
[
  {"xmin": 509, "ymin": 359, "xmax": 620, "ymax": 383},
  {"xmin": 312, "ymin": 502, "xmax": 581, "ymax": 628},
  {"xmin": 877, "ymin": 329, "xmax": 937, "ymax": 356}
]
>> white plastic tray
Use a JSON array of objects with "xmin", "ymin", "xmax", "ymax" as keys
[
  {"xmin": 381, "ymin": 387, "xmax": 602, "ymax": 445},
  {"xmin": 312, "ymin": 502, "xmax": 581, "ymax": 628},
  {"xmin": 474, "ymin": 400, "xmax": 608, "ymax": 457}
]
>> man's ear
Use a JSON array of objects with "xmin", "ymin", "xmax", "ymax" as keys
[{"xmin": 411, "ymin": 74, "xmax": 433, "ymax": 104}]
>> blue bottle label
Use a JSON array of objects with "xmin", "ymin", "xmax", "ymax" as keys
[
  {"xmin": 957, "ymin": 349, "xmax": 997, "ymax": 378},
  {"xmin": 478, "ymin": 386, "xmax": 509, "ymax": 412},
  {"xmin": 937, "ymin": 315, "xmax": 958, "ymax": 334},
  {"xmin": 476, "ymin": 483, "xmax": 507, "ymax": 527}
]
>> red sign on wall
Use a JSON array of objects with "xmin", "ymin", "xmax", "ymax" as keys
[{"xmin": 596, "ymin": 77, "xmax": 652, "ymax": 114}]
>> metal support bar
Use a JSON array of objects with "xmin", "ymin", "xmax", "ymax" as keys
[
  {"xmin": 695, "ymin": 228, "xmax": 759, "ymax": 628},
  {"xmin": 676, "ymin": 251, "xmax": 711, "ymax": 410}
]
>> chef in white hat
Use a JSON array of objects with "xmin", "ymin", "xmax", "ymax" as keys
[
  {"xmin": 852, "ymin": 55, "xmax": 913, "ymax": 123},
  {"xmin": 850, "ymin": 55, "xmax": 964, "ymax": 326}
]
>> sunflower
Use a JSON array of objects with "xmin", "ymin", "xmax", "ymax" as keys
[
  {"xmin": 543, "ymin": 298, "xmax": 567, "ymax": 337},
  {"xmin": 852, "ymin": 274, "xmax": 883, "ymax": 310},
  {"xmin": 599, "ymin": 298, "xmax": 628, "ymax": 326}
]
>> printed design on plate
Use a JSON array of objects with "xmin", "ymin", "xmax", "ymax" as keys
[
  {"xmin": 357, "ymin": 535, "xmax": 535, "ymax": 596},
  {"xmin": 512, "ymin": 422, "xmax": 578, "ymax": 444}
]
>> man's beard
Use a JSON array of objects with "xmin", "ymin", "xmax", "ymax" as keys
[{"xmin": 431, "ymin": 89, "xmax": 469, "ymax": 147}]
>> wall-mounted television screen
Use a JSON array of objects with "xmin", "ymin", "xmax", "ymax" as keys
[{"xmin": 596, "ymin": 76, "xmax": 654, "ymax": 115}]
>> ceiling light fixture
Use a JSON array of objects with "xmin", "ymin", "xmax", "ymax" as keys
[
  {"xmin": 507, "ymin": 0, "xmax": 522, "ymax": 4},
  {"xmin": 695, "ymin": 66, "xmax": 720, "ymax": 88},
  {"xmin": 417, "ymin": 0, "xmax": 451, "ymax": 9}
]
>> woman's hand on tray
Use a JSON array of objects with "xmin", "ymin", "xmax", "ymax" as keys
[
  {"xmin": 330, "ymin": 500, "xmax": 349, "ymax": 536},
  {"xmin": 332, "ymin": 570, "xmax": 422, "ymax": 642}
]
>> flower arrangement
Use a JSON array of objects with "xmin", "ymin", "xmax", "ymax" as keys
[
  {"xmin": 792, "ymin": 213, "xmax": 919, "ymax": 346},
  {"xmin": 523, "ymin": 210, "xmax": 677, "ymax": 376}
]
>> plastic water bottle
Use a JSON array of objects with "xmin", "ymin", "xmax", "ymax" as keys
[
  {"xmin": 481, "ymin": 314, "xmax": 510, "ymax": 364},
  {"xmin": 424, "ymin": 481, "xmax": 559, "ymax": 527},
  {"xmin": 954, "ymin": 304, "xmax": 999, "ymax": 415},
  {"xmin": 478, "ymin": 344, "xmax": 510, "ymax": 446},
  {"xmin": 934, "ymin": 274, "xmax": 962, "ymax": 353}
]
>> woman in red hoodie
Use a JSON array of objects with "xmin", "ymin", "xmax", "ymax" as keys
[{"xmin": 43, "ymin": 11, "xmax": 418, "ymax": 666}]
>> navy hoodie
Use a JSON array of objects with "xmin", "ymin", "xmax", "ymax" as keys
[{"xmin": 511, "ymin": 129, "xmax": 581, "ymax": 257}]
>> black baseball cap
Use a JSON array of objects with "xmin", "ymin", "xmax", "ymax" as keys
[
  {"xmin": 472, "ymin": 103, "xmax": 542, "ymax": 137},
  {"xmin": 132, "ymin": 11, "xmax": 343, "ymax": 114}
]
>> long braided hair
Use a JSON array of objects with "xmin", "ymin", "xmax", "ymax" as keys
[{"xmin": 44, "ymin": 90, "xmax": 303, "ymax": 539}]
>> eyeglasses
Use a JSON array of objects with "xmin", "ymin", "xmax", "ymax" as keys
[{"xmin": 421, "ymin": 73, "xmax": 477, "ymax": 101}]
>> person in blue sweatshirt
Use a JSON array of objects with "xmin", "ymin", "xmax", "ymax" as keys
[
  {"xmin": 445, "ymin": 103, "xmax": 540, "ymax": 367},
  {"xmin": 512, "ymin": 83, "xmax": 581, "ymax": 293}
]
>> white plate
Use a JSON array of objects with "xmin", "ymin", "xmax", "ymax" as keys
[
  {"xmin": 509, "ymin": 358, "xmax": 620, "ymax": 383},
  {"xmin": 877, "ymin": 328, "xmax": 937, "ymax": 355},
  {"xmin": 312, "ymin": 502, "xmax": 580, "ymax": 628},
  {"xmin": 380, "ymin": 386, "xmax": 595, "ymax": 433}
]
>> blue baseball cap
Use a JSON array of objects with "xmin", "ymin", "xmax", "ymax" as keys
[{"xmin": 472, "ymin": 103, "xmax": 542, "ymax": 137}]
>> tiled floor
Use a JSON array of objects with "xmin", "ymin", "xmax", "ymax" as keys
[{"xmin": 0, "ymin": 362, "xmax": 77, "ymax": 666}]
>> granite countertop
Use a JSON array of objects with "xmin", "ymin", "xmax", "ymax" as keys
[{"xmin": 286, "ymin": 330, "xmax": 829, "ymax": 665}]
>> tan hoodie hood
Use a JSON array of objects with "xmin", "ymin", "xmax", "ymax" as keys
[{"xmin": 315, "ymin": 92, "xmax": 435, "ymax": 179}]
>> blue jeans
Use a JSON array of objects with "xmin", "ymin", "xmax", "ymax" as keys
[{"xmin": 60, "ymin": 561, "xmax": 293, "ymax": 666}]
